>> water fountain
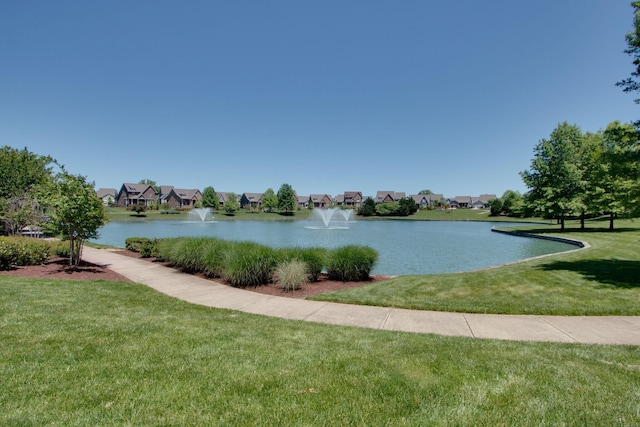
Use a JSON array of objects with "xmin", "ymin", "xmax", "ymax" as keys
[
  {"xmin": 188, "ymin": 207, "xmax": 213, "ymax": 222},
  {"xmin": 308, "ymin": 208, "xmax": 354, "ymax": 229}
]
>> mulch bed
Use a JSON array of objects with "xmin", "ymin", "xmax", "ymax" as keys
[{"xmin": 0, "ymin": 250, "xmax": 391, "ymax": 299}]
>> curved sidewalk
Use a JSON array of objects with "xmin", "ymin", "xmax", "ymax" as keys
[{"xmin": 82, "ymin": 246, "xmax": 640, "ymax": 345}]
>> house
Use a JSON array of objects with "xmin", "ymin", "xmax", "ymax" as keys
[
  {"xmin": 297, "ymin": 196, "xmax": 309, "ymax": 208},
  {"xmin": 375, "ymin": 191, "xmax": 405, "ymax": 204},
  {"xmin": 158, "ymin": 185, "xmax": 175, "ymax": 205},
  {"xmin": 448, "ymin": 196, "xmax": 472, "ymax": 208},
  {"xmin": 96, "ymin": 188, "xmax": 117, "ymax": 206},
  {"xmin": 166, "ymin": 188, "xmax": 202, "ymax": 209},
  {"xmin": 339, "ymin": 191, "xmax": 363, "ymax": 208},
  {"xmin": 116, "ymin": 183, "xmax": 157, "ymax": 207},
  {"xmin": 410, "ymin": 193, "xmax": 444, "ymax": 209},
  {"xmin": 241, "ymin": 193, "xmax": 263, "ymax": 209},
  {"xmin": 470, "ymin": 194, "xmax": 497, "ymax": 209},
  {"xmin": 309, "ymin": 194, "xmax": 332, "ymax": 208}
]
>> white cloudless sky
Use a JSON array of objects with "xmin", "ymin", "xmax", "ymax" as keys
[{"xmin": 1, "ymin": 0, "xmax": 637, "ymax": 199}]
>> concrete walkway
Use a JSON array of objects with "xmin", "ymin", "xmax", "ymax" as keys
[{"xmin": 82, "ymin": 246, "xmax": 640, "ymax": 345}]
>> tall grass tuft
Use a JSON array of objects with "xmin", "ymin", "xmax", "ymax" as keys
[
  {"xmin": 200, "ymin": 238, "xmax": 229, "ymax": 278},
  {"xmin": 223, "ymin": 242, "xmax": 278, "ymax": 287},
  {"xmin": 274, "ymin": 259, "xmax": 310, "ymax": 291},
  {"xmin": 277, "ymin": 247, "xmax": 328, "ymax": 282},
  {"xmin": 326, "ymin": 245, "xmax": 378, "ymax": 281}
]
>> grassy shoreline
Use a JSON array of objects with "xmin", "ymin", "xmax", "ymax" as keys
[{"xmin": 310, "ymin": 217, "xmax": 640, "ymax": 315}]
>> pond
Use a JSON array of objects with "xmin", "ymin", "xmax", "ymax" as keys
[{"xmin": 91, "ymin": 219, "xmax": 576, "ymax": 276}]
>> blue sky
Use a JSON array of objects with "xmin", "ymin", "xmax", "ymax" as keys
[{"xmin": 1, "ymin": 1, "xmax": 637, "ymax": 199}]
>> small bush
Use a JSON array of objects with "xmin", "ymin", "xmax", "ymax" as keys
[
  {"xmin": 125, "ymin": 237, "xmax": 159, "ymax": 257},
  {"xmin": 50, "ymin": 240, "xmax": 70, "ymax": 257},
  {"xmin": 223, "ymin": 242, "xmax": 277, "ymax": 287},
  {"xmin": 274, "ymin": 259, "xmax": 309, "ymax": 291},
  {"xmin": 0, "ymin": 237, "xmax": 51, "ymax": 270},
  {"xmin": 326, "ymin": 245, "xmax": 378, "ymax": 281},
  {"xmin": 0, "ymin": 241, "xmax": 17, "ymax": 270}
]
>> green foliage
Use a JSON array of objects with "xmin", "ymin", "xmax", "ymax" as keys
[
  {"xmin": 274, "ymin": 259, "xmax": 309, "ymax": 291},
  {"xmin": 326, "ymin": 245, "xmax": 378, "ymax": 281},
  {"xmin": 375, "ymin": 201, "xmax": 399, "ymax": 216},
  {"xmin": 127, "ymin": 204, "xmax": 147, "ymax": 215},
  {"xmin": 224, "ymin": 192, "xmax": 239, "ymax": 215},
  {"xmin": 521, "ymin": 122, "xmax": 588, "ymax": 230},
  {"xmin": 0, "ymin": 146, "xmax": 54, "ymax": 200},
  {"xmin": 277, "ymin": 183, "xmax": 297, "ymax": 214},
  {"xmin": 617, "ymin": 1, "xmax": 640, "ymax": 108},
  {"xmin": 223, "ymin": 242, "xmax": 278, "ymax": 287},
  {"xmin": 358, "ymin": 197, "xmax": 376, "ymax": 216},
  {"xmin": 0, "ymin": 237, "xmax": 50, "ymax": 270},
  {"xmin": 277, "ymin": 247, "xmax": 328, "ymax": 282},
  {"xmin": 201, "ymin": 186, "xmax": 219, "ymax": 209},
  {"xmin": 261, "ymin": 188, "xmax": 278, "ymax": 212},
  {"xmin": 47, "ymin": 171, "xmax": 109, "ymax": 265},
  {"xmin": 125, "ymin": 237, "xmax": 158, "ymax": 258}
]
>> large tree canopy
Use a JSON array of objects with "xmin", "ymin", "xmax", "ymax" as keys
[
  {"xmin": 277, "ymin": 183, "xmax": 297, "ymax": 215},
  {"xmin": 617, "ymin": 1, "xmax": 640, "ymax": 107},
  {"xmin": 520, "ymin": 122, "xmax": 587, "ymax": 231},
  {"xmin": 0, "ymin": 146, "xmax": 54, "ymax": 200}
]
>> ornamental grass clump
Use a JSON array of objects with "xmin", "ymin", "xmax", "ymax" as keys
[
  {"xmin": 327, "ymin": 245, "xmax": 378, "ymax": 282},
  {"xmin": 274, "ymin": 259, "xmax": 310, "ymax": 291},
  {"xmin": 200, "ymin": 238, "xmax": 230, "ymax": 278},
  {"xmin": 223, "ymin": 242, "xmax": 277, "ymax": 287},
  {"xmin": 276, "ymin": 247, "xmax": 328, "ymax": 282}
]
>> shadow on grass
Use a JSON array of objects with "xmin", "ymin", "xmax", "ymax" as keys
[{"xmin": 540, "ymin": 259, "xmax": 640, "ymax": 289}]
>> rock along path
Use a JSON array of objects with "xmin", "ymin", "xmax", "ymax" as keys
[{"xmin": 82, "ymin": 246, "xmax": 640, "ymax": 345}]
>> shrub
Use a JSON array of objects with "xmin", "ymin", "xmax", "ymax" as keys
[
  {"xmin": 326, "ymin": 245, "xmax": 378, "ymax": 281},
  {"xmin": 50, "ymin": 240, "xmax": 70, "ymax": 257},
  {"xmin": 274, "ymin": 259, "xmax": 309, "ymax": 291},
  {"xmin": 125, "ymin": 237, "xmax": 159, "ymax": 257},
  {"xmin": 0, "ymin": 237, "xmax": 50, "ymax": 270},
  {"xmin": 223, "ymin": 242, "xmax": 277, "ymax": 287},
  {"xmin": 0, "ymin": 241, "xmax": 17, "ymax": 270}
]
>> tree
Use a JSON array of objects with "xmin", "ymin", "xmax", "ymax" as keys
[
  {"xmin": 501, "ymin": 190, "xmax": 524, "ymax": 217},
  {"xmin": 201, "ymin": 186, "xmax": 219, "ymax": 209},
  {"xmin": 262, "ymin": 188, "xmax": 278, "ymax": 212},
  {"xmin": 521, "ymin": 122, "xmax": 587, "ymax": 231},
  {"xmin": 224, "ymin": 192, "xmax": 239, "ymax": 215},
  {"xmin": 0, "ymin": 146, "xmax": 55, "ymax": 235},
  {"xmin": 398, "ymin": 197, "xmax": 418, "ymax": 216},
  {"xmin": 277, "ymin": 183, "xmax": 297, "ymax": 215},
  {"xmin": 488, "ymin": 198, "xmax": 504, "ymax": 216},
  {"xmin": 617, "ymin": 1, "xmax": 640, "ymax": 110},
  {"xmin": 588, "ymin": 121, "xmax": 640, "ymax": 229},
  {"xmin": 0, "ymin": 146, "xmax": 54, "ymax": 200},
  {"xmin": 1, "ymin": 195, "xmax": 45, "ymax": 236},
  {"xmin": 47, "ymin": 171, "xmax": 108, "ymax": 266},
  {"xmin": 418, "ymin": 189, "xmax": 434, "ymax": 195},
  {"xmin": 358, "ymin": 197, "xmax": 376, "ymax": 216}
]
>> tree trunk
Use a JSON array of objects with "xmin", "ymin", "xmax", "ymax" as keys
[
  {"xmin": 68, "ymin": 236, "xmax": 75, "ymax": 266},
  {"xmin": 580, "ymin": 211, "xmax": 585, "ymax": 230},
  {"xmin": 560, "ymin": 216, "xmax": 565, "ymax": 232},
  {"xmin": 609, "ymin": 212, "xmax": 615, "ymax": 231}
]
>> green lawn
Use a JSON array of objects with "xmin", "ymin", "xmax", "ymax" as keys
[
  {"xmin": 2, "ymin": 277, "xmax": 639, "ymax": 426},
  {"xmin": 310, "ymin": 217, "xmax": 640, "ymax": 315}
]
